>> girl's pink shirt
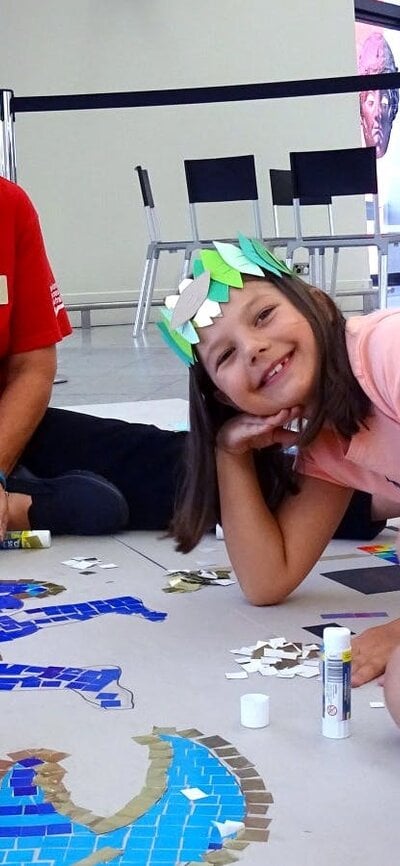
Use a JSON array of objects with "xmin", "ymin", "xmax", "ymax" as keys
[{"xmin": 297, "ymin": 309, "xmax": 400, "ymax": 502}]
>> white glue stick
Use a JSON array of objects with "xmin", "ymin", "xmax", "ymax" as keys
[
  {"xmin": 0, "ymin": 530, "xmax": 51, "ymax": 550},
  {"xmin": 322, "ymin": 626, "xmax": 351, "ymax": 739}
]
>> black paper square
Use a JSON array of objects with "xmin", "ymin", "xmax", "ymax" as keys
[
  {"xmin": 303, "ymin": 622, "xmax": 355, "ymax": 639},
  {"xmin": 321, "ymin": 565, "xmax": 400, "ymax": 594}
]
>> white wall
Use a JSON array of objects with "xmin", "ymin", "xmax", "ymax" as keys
[{"xmin": 2, "ymin": 0, "xmax": 367, "ymax": 310}]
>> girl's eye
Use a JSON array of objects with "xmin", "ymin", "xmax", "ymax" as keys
[
  {"xmin": 256, "ymin": 307, "xmax": 274, "ymax": 324},
  {"xmin": 216, "ymin": 347, "xmax": 234, "ymax": 369}
]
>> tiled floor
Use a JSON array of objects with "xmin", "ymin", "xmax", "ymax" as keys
[
  {"xmin": 2, "ymin": 319, "xmax": 400, "ymax": 865},
  {"xmin": 51, "ymin": 324, "xmax": 189, "ymax": 407}
]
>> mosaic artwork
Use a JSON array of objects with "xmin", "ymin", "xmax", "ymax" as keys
[
  {"xmin": 0, "ymin": 659, "xmax": 133, "ymax": 710},
  {"xmin": 0, "ymin": 729, "xmax": 272, "ymax": 866},
  {"xmin": 0, "ymin": 596, "xmax": 167, "ymax": 643},
  {"xmin": 359, "ymin": 543, "xmax": 399, "ymax": 564},
  {"xmin": 0, "ymin": 579, "xmax": 65, "ymax": 612}
]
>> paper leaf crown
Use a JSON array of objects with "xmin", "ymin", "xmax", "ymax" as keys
[{"xmin": 158, "ymin": 234, "xmax": 293, "ymax": 366}]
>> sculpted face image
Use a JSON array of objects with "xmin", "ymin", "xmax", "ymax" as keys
[{"xmin": 358, "ymin": 32, "xmax": 399, "ymax": 158}]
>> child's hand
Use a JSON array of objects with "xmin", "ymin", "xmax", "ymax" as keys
[
  {"xmin": 351, "ymin": 619, "xmax": 400, "ymax": 686},
  {"xmin": 216, "ymin": 407, "xmax": 301, "ymax": 455}
]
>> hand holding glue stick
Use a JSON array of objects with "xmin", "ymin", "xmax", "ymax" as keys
[
  {"xmin": 0, "ymin": 530, "xmax": 51, "ymax": 550},
  {"xmin": 322, "ymin": 627, "xmax": 351, "ymax": 739}
]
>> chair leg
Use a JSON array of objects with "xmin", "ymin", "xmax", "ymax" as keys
[
  {"xmin": 330, "ymin": 248, "xmax": 339, "ymax": 299},
  {"xmin": 378, "ymin": 248, "xmax": 389, "ymax": 309},
  {"xmin": 133, "ymin": 243, "xmax": 156, "ymax": 337},
  {"xmin": 141, "ymin": 251, "xmax": 160, "ymax": 331},
  {"xmin": 310, "ymin": 249, "xmax": 317, "ymax": 286},
  {"xmin": 318, "ymin": 249, "xmax": 327, "ymax": 292},
  {"xmin": 181, "ymin": 246, "xmax": 193, "ymax": 280},
  {"xmin": 285, "ymin": 241, "xmax": 296, "ymax": 269}
]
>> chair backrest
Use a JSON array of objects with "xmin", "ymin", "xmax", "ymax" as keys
[
  {"xmin": 269, "ymin": 168, "xmax": 332, "ymax": 235},
  {"xmin": 134, "ymin": 165, "xmax": 159, "ymax": 242},
  {"xmin": 184, "ymin": 154, "xmax": 262, "ymax": 240},
  {"xmin": 135, "ymin": 165, "xmax": 154, "ymax": 208},
  {"xmin": 289, "ymin": 147, "xmax": 380, "ymax": 238}
]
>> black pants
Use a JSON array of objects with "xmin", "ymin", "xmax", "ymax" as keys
[
  {"xmin": 20, "ymin": 407, "xmax": 385, "ymax": 539},
  {"xmin": 20, "ymin": 408, "xmax": 186, "ymax": 531}
]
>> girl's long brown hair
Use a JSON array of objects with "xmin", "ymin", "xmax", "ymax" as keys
[{"xmin": 171, "ymin": 272, "xmax": 371, "ymax": 552}]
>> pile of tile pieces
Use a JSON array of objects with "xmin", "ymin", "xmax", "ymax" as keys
[
  {"xmin": 226, "ymin": 637, "xmax": 320, "ymax": 680},
  {"xmin": 62, "ymin": 556, "xmax": 117, "ymax": 575},
  {"xmin": 163, "ymin": 567, "xmax": 235, "ymax": 593}
]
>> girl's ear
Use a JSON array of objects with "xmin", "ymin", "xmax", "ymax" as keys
[{"xmin": 214, "ymin": 389, "xmax": 240, "ymax": 409}]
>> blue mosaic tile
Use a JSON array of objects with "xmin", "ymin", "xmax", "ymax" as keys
[
  {"xmin": 17, "ymin": 759, "xmax": 42, "ymax": 768},
  {"xmin": 24, "ymin": 804, "xmax": 55, "ymax": 815},
  {"xmin": 0, "ymin": 839, "xmax": 16, "ymax": 849}
]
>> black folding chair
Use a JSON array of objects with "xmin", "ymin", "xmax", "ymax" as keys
[
  {"xmin": 289, "ymin": 147, "xmax": 388, "ymax": 306},
  {"xmin": 133, "ymin": 165, "xmax": 194, "ymax": 336},
  {"xmin": 184, "ymin": 154, "xmax": 263, "ymax": 244},
  {"xmin": 269, "ymin": 168, "xmax": 338, "ymax": 286}
]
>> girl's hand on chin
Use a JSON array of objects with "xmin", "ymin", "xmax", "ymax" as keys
[{"xmin": 216, "ymin": 407, "xmax": 301, "ymax": 455}]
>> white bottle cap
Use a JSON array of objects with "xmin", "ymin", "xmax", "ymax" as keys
[
  {"xmin": 240, "ymin": 693, "xmax": 270, "ymax": 728},
  {"xmin": 323, "ymin": 626, "xmax": 351, "ymax": 653},
  {"xmin": 32, "ymin": 530, "xmax": 51, "ymax": 548}
]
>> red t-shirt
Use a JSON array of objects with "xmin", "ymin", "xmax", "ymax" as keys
[{"xmin": 0, "ymin": 177, "xmax": 72, "ymax": 392}]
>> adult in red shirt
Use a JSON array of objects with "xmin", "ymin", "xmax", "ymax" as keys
[{"xmin": 0, "ymin": 177, "xmax": 129, "ymax": 536}]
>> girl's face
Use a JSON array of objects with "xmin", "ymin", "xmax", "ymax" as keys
[{"xmin": 196, "ymin": 279, "xmax": 319, "ymax": 417}]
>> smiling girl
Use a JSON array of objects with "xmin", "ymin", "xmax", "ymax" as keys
[{"xmin": 159, "ymin": 235, "xmax": 400, "ymax": 685}]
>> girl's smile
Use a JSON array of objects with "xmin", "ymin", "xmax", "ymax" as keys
[
  {"xmin": 197, "ymin": 279, "xmax": 319, "ymax": 416},
  {"xmin": 257, "ymin": 351, "xmax": 293, "ymax": 388}
]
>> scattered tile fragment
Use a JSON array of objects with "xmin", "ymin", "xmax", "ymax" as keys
[
  {"xmin": 225, "ymin": 671, "xmax": 248, "ymax": 679},
  {"xmin": 180, "ymin": 786, "xmax": 209, "ymax": 800}
]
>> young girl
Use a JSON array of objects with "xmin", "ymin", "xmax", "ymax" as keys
[{"xmin": 159, "ymin": 234, "xmax": 400, "ymax": 686}]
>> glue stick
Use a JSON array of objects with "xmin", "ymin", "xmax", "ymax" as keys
[
  {"xmin": 322, "ymin": 626, "xmax": 351, "ymax": 739},
  {"xmin": 0, "ymin": 530, "xmax": 51, "ymax": 550}
]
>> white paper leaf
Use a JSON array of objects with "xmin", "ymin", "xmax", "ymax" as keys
[
  {"xmin": 193, "ymin": 298, "xmax": 222, "ymax": 327},
  {"xmin": 171, "ymin": 271, "xmax": 210, "ymax": 329}
]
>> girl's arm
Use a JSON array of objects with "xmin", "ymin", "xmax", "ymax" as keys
[{"xmin": 217, "ymin": 447, "xmax": 352, "ymax": 605}]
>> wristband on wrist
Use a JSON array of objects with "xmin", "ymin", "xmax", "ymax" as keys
[{"xmin": 0, "ymin": 472, "xmax": 7, "ymax": 491}]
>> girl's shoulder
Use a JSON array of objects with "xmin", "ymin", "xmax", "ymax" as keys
[
  {"xmin": 346, "ymin": 308, "xmax": 400, "ymax": 342},
  {"xmin": 346, "ymin": 309, "xmax": 400, "ymax": 419}
]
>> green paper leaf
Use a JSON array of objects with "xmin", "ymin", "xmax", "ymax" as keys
[
  {"xmin": 200, "ymin": 249, "xmax": 243, "ymax": 289},
  {"xmin": 160, "ymin": 306, "xmax": 173, "ymax": 324},
  {"xmin": 193, "ymin": 257, "xmax": 205, "ymax": 277},
  {"xmin": 237, "ymin": 233, "xmax": 270, "ymax": 269},
  {"xmin": 251, "ymin": 238, "xmax": 293, "ymax": 276},
  {"xmin": 208, "ymin": 278, "xmax": 230, "ymax": 303},
  {"xmin": 161, "ymin": 307, "xmax": 198, "ymax": 349},
  {"xmin": 157, "ymin": 319, "xmax": 194, "ymax": 366},
  {"xmin": 213, "ymin": 241, "xmax": 264, "ymax": 277}
]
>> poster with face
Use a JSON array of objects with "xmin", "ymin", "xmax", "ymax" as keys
[
  {"xmin": 358, "ymin": 29, "xmax": 399, "ymax": 158},
  {"xmin": 356, "ymin": 15, "xmax": 400, "ymax": 293}
]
